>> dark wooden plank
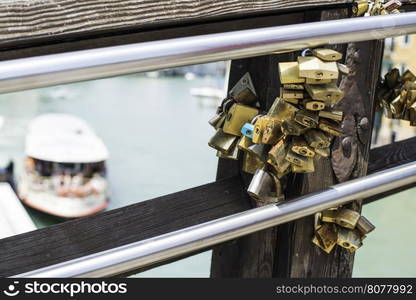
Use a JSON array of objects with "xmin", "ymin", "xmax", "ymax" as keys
[
  {"xmin": 0, "ymin": 176, "xmax": 250, "ymax": 277},
  {"xmin": 0, "ymin": 0, "xmax": 348, "ymax": 50}
]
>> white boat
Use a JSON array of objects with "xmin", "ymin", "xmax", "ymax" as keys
[{"xmin": 18, "ymin": 114, "xmax": 109, "ymax": 218}]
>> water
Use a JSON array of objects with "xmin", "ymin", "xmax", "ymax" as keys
[{"xmin": 0, "ymin": 74, "xmax": 415, "ymax": 277}]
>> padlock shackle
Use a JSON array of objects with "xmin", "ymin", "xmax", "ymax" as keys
[
  {"xmin": 15, "ymin": 161, "xmax": 416, "ymax": 278},
  {"xmin": 0, "ymin": 12, "xmax": 415, "ymax": 94}
]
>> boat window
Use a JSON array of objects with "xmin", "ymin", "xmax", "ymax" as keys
[{"xmin": 27, "ymin": 157, "xmax": 106, "ymax": 177}]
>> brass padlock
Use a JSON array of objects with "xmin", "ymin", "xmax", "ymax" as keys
[
  {"xmin": 318, "ymin": 110, "xmax": 343, "ymax": 121},
  {"xmin": 385, "ymin": 68, "xmax": 400, "ymax": 89},
  {"xmin": 311, "ymin": 48, "xmax": 342, "ymax": 62},
  {"xmin": 304, "ymin": 129, "xmax": 331, "ymax": 148},
  {"xmin": 281, "ymin": 88, "xmax": 304, "ymax": 99},
  {"xmin": 281, "ymin": 98, "xmax": 299, "ymax": 105},
  {"xmin": 237, "ymin": 135, "xmax": 252, "ymax": 152},
  {"xmin": 252, "ymin": 116, "xmax": 267, "ymax": 144},
  {"xmin": 352, "ymin": 0, "xmax": 369, "ymax": 16},
  {"xmin": 291, "ymin": 136, "xmax": 315, "ymax": 157},
  {"xmin": 314, "ymin": 147, "xmax": 330, "ymax": 158},
  {"xmin": 291, "ymin": 157, "xmax": 315, "ymax": 173},
  {"xmin": 268, "ymin": 139, "xmax": 288, "ymax": 166},
  {"xmin": 337, "ymin": 228, "xmax": 362, "ymax": 251},
  {"xmin": 229, "ymin": 72, "xmax": 258, "ymax": 104},
  {"xmin": 305, "ymin": 83, "xmax": 344, "ymax": 104},
  {"xmin": 305, "ymin": 77, "xmax": 332, "ymax": 85},
  {"xmin": 294, "ymin": 109, "xmax": 319, "ymax": 128},
  {"xmin": 302, "ymin": 99, "xmax": 325, "ymax": 111},
  {"xmin": 262, "ymin": 118, "xmax": 283, "ymax": 145},
  {"xmin": 285, "ymin": 150, "xmax": 309, "ymax": 166},
  {"xmin": 337, "ymin": 62, "xmax": 350, "ymax": 75},
  {"xmin": 208, "ymin": 112, "xmax": 226, "ymax": 129},
  {"xmin": 283, "ymin": 84, "xmax": 304, "ymax": 90},
  {"xmin": 247, "ymin": 143, "xmax": 269, "ymax": 162},
  {"xmin": 278, "ymin": 62, "xmax": 305, "ymax": 84},
  {"xmin": 356, "ymin": 215, "xmax": 376, "ymax": 235},
  {"xmin": 247, "ymin": 168, "xmax": 276, "ymax": 202},
  {"xmin": 242, "ymin": 152, "xmax": 264, "ymax": 174},
  {"xmin": 318, "ymin": 119, "xmax": 342, "ymax": 136},
  {"xmin": 321, "ymin": 209, "xmax": 337, "ymax": 223},
  {"xmin": 400, "ymin": 69, "xmax": 416, "ymax": 83},
  {"xmin": 208, "ymin": 128, "xmax": 238, "ymax": 153},
  {"xmin": 281, "ymin": 119, "xmax": 307, "ymax": 136},
  {"xmin": 315, "ymin": 223, "xmax": 338, "ymax": 253},
  {"xmin": 268, "ymin": 97, "xmax": 299, "ymax": 121},
  {"xmin": 222, "ymin": 103, "xmax": 259, "ymax": 136},
  {"xmin": 298, "ymin": 56, "xmax": 339, "ymax": 80},
  {"xmin": 268, "ymin": 158, "xmax": 291, "ymax": 177},
  {"xmin": 390, "ymin": 95, "xmax": 404, "ymax": 117},
  {"xmin": 216, "ymin": 144, "xmax": 239, "ymax": 160},
  {"xmin": 335, "ymin": 208, "xmax": 361, "ymax": 229}
]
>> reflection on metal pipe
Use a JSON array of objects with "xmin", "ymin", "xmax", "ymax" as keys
[
  {"xmin": 0, "ymin": 13, "xmax": 415, "ymax": 94},
  {"xmin": 15, "ymin": 161, "xmax": 416, "ymax": 278}
]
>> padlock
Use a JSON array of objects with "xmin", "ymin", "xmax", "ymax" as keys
[
  {"xmin": 247, "ymin": 168, "xmax": 276, "ymax": 202},
  {"xmin": 268, "ymin": 139, "xmax": 288, "ymax": 166},
  {"xmin": 337, "ymin": 228, "xmax": 362, "ymax": 251},
  {"xmin": 278, "ymin": 61, "xmax": 305, "ymax": 84},
  {"xmin": 252, "ymin": 116, "xmax": 271, "ymax": 144},
  {"xmin": 237, "ymin": 135, "xmax": 252, "ymax": 152},
  {"xmin": 385, "ymin": 68, "xmax": 400, "ymax": 89},
  {"xmin": 281, "ymin": 119, "xmax": 307, "ymax": 136},
  {"xmin": 241, "ymin": 122, "xmax": 255, "ymax": 139},
  {"xmin": 291, "ymin": 157, "xmax": 315, "ymax": 173},
  {"xmin": 319, "ymin": 119, "xmax": 342, "ymax": 136},
  {"xmin": 314, "ymin": 147, "xmax": 330, "ymax": 158},
  {"xmin": 302, "ymin": 99, "xmax": 326, "ymax": 111},
  {"xmin": 285, "ymin": 150, "xmax": 309, "ymax": 166},
  {"xmin": 335, "ymin": 208, "xmax": 361, "ymax": 229},
  {"xmin": 352, "ymin": 0, "xmax": 369, "ymax": 16},
  {"xmin": 262, "ymin": 118, "xmax": 283, "ymax": 145},
  {"xmin": 383, "ymin": 0, "xmax": 402, "ymax": 12},
  {"xmin": 298, "ymin": 56, "xmax": 339, "ymax": 80},
  {"xmin": 268, "ymin": 158, "xmax": 291, "ymax": 177},
  {"xmin": 305, "ymin": 83, "xmax": 344, "ymax": 104},
  {"xmin": 305, "ymin": 77, "xmax": 332, "ymax": 85},
  {"xmin": 268, "ymin": 97, "xmax": 299, "ymax": 121},
  {"xmin": 216, "ymin": 143, "xmax": 239, "ymax": 160},
  {"xmin": 318, "ymin": 110, "xmax": 343, "ymax": 121},
  {"xmin": 229, "ymin": 72, "xmax": 258, "ymax": 104},
  {"xmin": 208, "ymin": 128, "xmax": 238, "ymax": 153},
  {"xmin": 337, "ymin": 62, "xmax": 350, "ymax": 75},
  {"xmin": 242, "ymin": 152, "xmax": 264, "ymax": 174},
  {"xmin": 410, "ymin": 102, "xmax": 416, "ymax": 126},
  {"xmin": 222, "ymin": 103, "xmax": 259, "ymax": 136},
  {"xmin": 281, "ymin": 88, "xmax": 304, "ymax": 99},
  {"xmin": 283, "ymin": 84, "xmax": 304, "ymax": 90},
  {"xmin": 304, "ymin": 129, "xmax": 331, "ymax": 148},
  {"xmin": 208, "ymin": 112, "xmax": 226, "ymax": 129},
  {"xmin": 311, "ymin": 48, "xmax": 342, "ymax": 62},
  {"xmin": 356, "ymin": 215, "xmax": 376, "ymax": 235},
  {"xmin": 294, "ymin": 109, "xmax": 319, "ymax": 128},
  {"xmin": 291, "ymin": 136, "xmax": 315, "ymax": 157},
  {"xmin": 400, "ymin": 69, "xmax": 416, "ymax": 83},
  {"xmin": 390, "ymin": 95, "xmax": 404, "ymax": 117},
  {"xmin": 247, "ymin": 143, "xmax": 269, "ymax": 162},
  {"xmin": 406, "ymin": 90, "xmax": 416, "ymax": 108},
  {"xmin": 315, "ymin": 223, "xmax": 338, "ymax": 253},
  {"xmin": 321, "ymin": 209, "xmax": 337, "ymax": 223},
  {"xmin": 281, "ymin": 98, "xmax": 300, "ymax": 105}
]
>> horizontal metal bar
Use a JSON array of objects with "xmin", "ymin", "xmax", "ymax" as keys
[
  {"xmin": 0, "ymin": 12, "xmax": 415, "ymax": 94},
  {"xmin": 15, "ymin": 161, "xmax": 416, "ymax": 278}
]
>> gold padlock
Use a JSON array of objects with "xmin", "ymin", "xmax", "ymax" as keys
[
  {"xmin": 278, "ymin": 62, "xmax": 305, "ymax": 84},
  {"xmin": 294, "ymin": 109, "xmax": 319, "ymax": 128},
  {"xmin": 281, "ymin": 119, "xmax": 307, "ymax": 136},
  {"xmin": 352, "ymin": 0, "xmax": 369, "ymax": 16},
  {"xmin": 311, "ymin": 48, "xmax": 342, "ymax": 62},
  {"xmin": 302, "ymin": 99, "xmax": 326, "ymax": 111},
  {"xmin": 229, "ymin": 72, "xmax": 258, "ymax": 104},
  {"xmin": 321, "ymin": 209, "xmax": 337, "ymax": 223},
  {"xmin": 314, "ymin": 147, "xmax": 330, "ymax": 158},
  {"xmin": 315, "ymin": 223, "xmax": 338, "ymax": 253},
  {"xmin": 281, "ymin": 88, "xmax": 304, "ymax": 99},
  {"xmin": 291, "ymin": 157, "xmax": 315, "ymax": 173},
  {"xmin": 222, "ymin": 103, "xmax": 259, "ymax": 136},
  {"xmin": 252, "ymin": 116, "xmax": 267, "ymax": 144},
  {"xmin": 242, "ymin": 151, "xmax": 264, "ymax": 174},
  {"xmin": 318, "ymin": 110, "xmax": 343, "ymax": 121},
  {"xmin": 385, "ymin": 68, "xmax": 400, "ymax": 89},
  {"xmin": 268, "ymin": 158, "xmax": 291, "ymax": 177},
  {"xmin": 247, "ymin": 143, "xmax": 269, "ymax": 162},
  {"xmin": 268, "ymin": 139, "xmax": 288, "ymax": 166},
  {"xmin": 268, "ymin": 97, "xmax": 299, "ymax": 121},
  {"xmin": 285, "ymin": 150, "xmax": 309, "ymax": 166},
  {"xmin": 283, "ymin": 84, "xmax": 304, "ymax": 90},
  {"xmin": 291, "ymin": 136, "xmax": 315, "ymax": 157},
  {"xmin": 400, "ymin": 69, "xmax": 416, "ymax": 83},
  {"xmin": 298, "ymin": 56, "xmax": 339, "ymax": 80},
  {"xmin": 237, "ymin": 135, "xmax": 252, "ymax": 152},
  {"xmin": 216, "ymin": 144, "xmax": 239, "ymax": 160},
  {"xmin": 281, "ymin": 98, "xmax": 300, "ymax": 105},
  {"xmin": 305, "ymin": 77, "xmax": 332, "ymax": 85},
  {"xmin": 304, "ymin": 129, "xmax": 331, "ymax": 148},
  {"xmin": 337, "ymin": 228, "xmax": 362, "ymax": 251},
  {"xmin": 305, "ymin": 83, "xmax": 344, "ymax": 104},
  {"xmin": 337, "ymin": 62, "xmax": 350, "ymax": 75},
  {"xmin": 208, "ymin": 112, "xmax": 226, "ymax": 129},
  {"xmin": 208, "ymin": 128, "xmax": 238, "ymax": 153},
  {"xmin": 356, "ymin": 215, "xmax": 376, "ymax": 235},
  {"xmin": 390, "ymin": 95, "xmax": 404, "ymax": 117},
  {"xmin": 335, "ymin": 208, "xmax": 361, "ymax": 229},
  {"xmin": 319, "ymin": 119, "xmax": 342, "ymax": 136},
  {"xmin": 262, "ymin": 118, "xmax": 283, "ymax": 145}
]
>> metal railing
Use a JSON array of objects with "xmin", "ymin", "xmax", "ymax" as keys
[
  {"xmin": 0, "ymin": 12, "xmax": 415, "ymax": 94},
  {"xmin": 14, "ymin": 161, "xmax": 416, "ymax": 277}
]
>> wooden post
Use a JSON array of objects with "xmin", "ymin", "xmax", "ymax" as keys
[{"xmin": 211, "ymin": 7, "xmax": 384, "ymax": 278}]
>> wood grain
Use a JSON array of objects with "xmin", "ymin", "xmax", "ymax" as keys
[{"xmin": 0, "ymin": 176, "xmax": 250, "ymax": 277}]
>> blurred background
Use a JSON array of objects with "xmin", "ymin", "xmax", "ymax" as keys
[{"xmin": 0, "ymin": 35, "xmax": 415, "ymax": 277}]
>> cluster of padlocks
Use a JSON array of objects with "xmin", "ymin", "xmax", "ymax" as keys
[
  {"xmin": 369, "ymin": 0, "xmax": 401, "ymax": 15},
  {"xmin": 378, "ymin": 68, "xmax": 416, "ymax": 124},
  {"xmin": 208, "ymin": 47, "xmax": 376, "ymax": 253}
]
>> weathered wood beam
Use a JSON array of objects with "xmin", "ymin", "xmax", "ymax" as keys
[{"xmin": 0, "ymin": 176, "xmax": 250, "ymax": 277}]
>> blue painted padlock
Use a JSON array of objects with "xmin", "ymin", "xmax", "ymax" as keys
[{"xmin": 241, "ymin": 123, "xmax": 254, "ymax": 139}]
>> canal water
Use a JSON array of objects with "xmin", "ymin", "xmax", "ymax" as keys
[{"xmin": 0, "ymin": 71, "xmax": 415, "ymax": 277}]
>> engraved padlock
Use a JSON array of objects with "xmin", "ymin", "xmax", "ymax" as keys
[
  {"xmin": 222, "ymin": 103, "xmax": 259, "ymax": 136},
  {"xmin": 304, "ymin": 129, "xmax": 331, "ymax": 148},
  {"xmin": 208, "ymin": 128, "xmax": 238, "ymax": 153},
  {"xmin": 315, "ymin": 223, "xmax": 338, "ymax": 254},
  {"xmin": 229, "ymin": 72, "xmax": 258, "ymax": 104},
  {"xmin": 298, "ymin": 56, "xmax": 339, "ymax": 80}
]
